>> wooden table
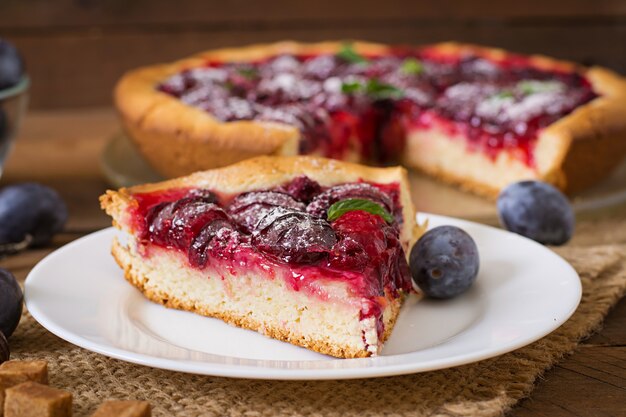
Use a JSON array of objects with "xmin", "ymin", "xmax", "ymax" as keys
[{"xmin": 2, "ymin": 108, "xmax": 624, "ymax": 416}]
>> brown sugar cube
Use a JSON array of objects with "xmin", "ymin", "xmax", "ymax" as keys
[
  {"xmin": 4, "ymin": 382, "xmax": 71, "ymax": 417},
  {"xmin": 91, "ymin": 400, "xmax": 151, "ymax": 417},
  {"xmin": 0, "ymin": 360, "xmax": 49, "ymax": 416},
  {"xmin": 0, "ymin": 360, "xmax": 49, "ymax": 385}
]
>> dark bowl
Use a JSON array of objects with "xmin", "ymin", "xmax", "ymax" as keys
[{"xmin": 0, "ymin": 76, "xmax": 29, "ymax": 176}]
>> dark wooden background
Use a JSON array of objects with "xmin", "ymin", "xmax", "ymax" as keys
[{"xmin": 1, "ymin": 0, "xmax": 626, "ymax": 109}]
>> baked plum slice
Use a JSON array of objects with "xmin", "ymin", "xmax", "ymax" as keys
[
  {"xmin": 327, "ymin": 209, "xmax": 411, "ymax": 297},
  {"xmin": 188, "ymin": 220, "xmax": 239, "ymax": 268},
  {"xmin": 228, "ymin": 191, "xmax": 305, "ymax": 232},
  {"xmin": 169, "ymin": 202, "xmax": 231, "ymax": 249},
  {"xmin": 275, "ymin": 175, "xmax": 323, "ymax": 203},
  {"xmin": 146, "ymin": 190, "xmax": 226, "ymax": 249},
  {"xmin": 252, "ymin": 206, "xmax": 337, "ymax": 263},
  {"xmin": 328, "ymin": 210, "xmax": 399, "ymax": 268}
]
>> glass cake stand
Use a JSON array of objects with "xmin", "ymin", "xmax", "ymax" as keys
[{"xmin": 101, "ymin": 132, "xmax": 626, "ymax": 223}]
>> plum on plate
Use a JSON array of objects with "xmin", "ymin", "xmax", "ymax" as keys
[{"xmin": 409, "ymin": 225, "xmax": 479, "ymax": 299}]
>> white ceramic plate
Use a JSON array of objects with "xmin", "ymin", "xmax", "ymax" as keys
[{"xmin": 25, "ymin": 214, "xmax": 581, "ymax": 380}]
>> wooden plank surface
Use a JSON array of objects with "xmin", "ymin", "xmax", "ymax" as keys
[
  {"xmin": 514, "ymin": 301, "xmax": 626, "ymax": 417},
  {"xmin": 515, "ymin": 349, "xmax": 626, "ymax": 417},
  {"xmin": 0, "ymin": 108, "xmax": 623, "ymax": 416},
  {"xmin": 1, "ymin": 1, "xmax": 626, "ymax": 108},
  {"xmin": 1, "ymin": 0, "xmax": 625, "ymax": 28},
  {"xmin": 5, "ymin": 25, "xmax": 626, "ymax": 109}
]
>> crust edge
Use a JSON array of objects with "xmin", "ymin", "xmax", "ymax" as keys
[{"xmin": 537, "ymin": 66, "xmax": 626, "ymax": 193}]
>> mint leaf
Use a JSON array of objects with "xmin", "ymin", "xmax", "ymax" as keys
[
  {"xmin": 341, "ymin": 81, "xmax": 363, "ymax": 94},
  {"xmin": 517, "ymin": 80, "xmax": 563, "ymax": 95},
  {"xmin": 327, "ymin": 198, "xmax": 394, "ymax": 223},
  {"xmin": 236, "ymin": 67, "xmax": 258, "ymax": 79},
  {"xmin": 337, "ymin": 43, "xmax": 367, "ymax": 64},
  {"xmin": 365, "ymin": 79, "xmax": 403, "ymax": 99},
  {"xmin": 340, "ymin": 79, "xmax": 403, "ymax": 100},
  {"xmin": 401, "ymin": 57, "xmax": 424, "ymax": 75},
  {"xmin": 493, "ymin": 90, "xmax": 514, "ymax": 100},
  {"xmin": 517, "ymin": 81, "xmax": 537, "ymax": 95}
]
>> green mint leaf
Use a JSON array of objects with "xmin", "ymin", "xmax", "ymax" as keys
[
  {"xmin": 493, "ymin": 90, "xmax": 514, "ymax": 100},
  {"xmin": 365, "ymin": 79, "xmax": 404, "ymax": 99},
  {"xmin": 401, "ymin": 57, "xmax": 424, "ymax": 75},
  {"xmin": 341, "ymin": 81, "xmax": 363, "ymax": 94},
  {"xmin": 517, "ymin": 80, "xmax": 563, "ymax": 95},
  {"xmin": 236, "ymin": 67, "xmax": 258, "ymax": 79},
  {"xmin": 337, "ymin": 43, "xmax": 368, "ymax": 64},
  {"xmin": 517, "ymin": 80, "xmax": 537, "ymax": 95},
  {"xmin": 327, "ymin": 198, "xmax": 394, "ymax": 223},
  {"xmin": 340, "ymin": 78, "xmax": 404, "ymax": 100}
]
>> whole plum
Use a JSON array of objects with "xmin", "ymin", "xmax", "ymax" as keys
[
  {"xmin": 497, "ymin": 181, "xmax": 574, "ymax": 245},
  {"xmin": 0, "ymin": 268, "xmax": 22, "ymax": 338},
  {"xmin": 409, "ymin": 226, "xmax": 479, "ymax": 299},
  {"xmin": 0, "ymin": 183, "xmax": 68, "ymax": 250}
]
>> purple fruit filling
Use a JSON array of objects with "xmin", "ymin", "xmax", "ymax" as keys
[
  {"xmin": 157, "ymin": 47, "xmax": 597, "ymax": 166},
  {"xmin": 130, "ymin": 177, "xmax": 411, "ymax": 307}
]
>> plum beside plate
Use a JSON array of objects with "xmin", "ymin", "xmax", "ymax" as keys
[{"xmin": 0, "ymin": 268, "xmax": 23, "ymax": 338}]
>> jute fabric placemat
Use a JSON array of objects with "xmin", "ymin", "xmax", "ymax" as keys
[{"xmin": 9, "ymin": 220, "xmax": 626, "ymax": 416}]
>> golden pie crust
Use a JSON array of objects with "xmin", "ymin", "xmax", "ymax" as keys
[{"xmin": 115, "ymin": 41, "xmax": 626, "ymax": 197}]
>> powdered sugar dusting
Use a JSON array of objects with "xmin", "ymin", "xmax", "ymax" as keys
[
  {"xmin": 503, "ymin": 92, "xmax": 563, "ymax": 122},
  {"xmin": 228, "ymin": 191, "xmax": 305, "ymax": 232},
  {"xmin": 252, "ymin": 207, "xmax": 337, "ymax": 263},
  {"xmin": 475, "ymin": 94, "xmax": 515, "ymax": 120}
]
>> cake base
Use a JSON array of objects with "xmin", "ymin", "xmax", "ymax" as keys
[{"xmin": 112, "ymin": 236, "xmax": 402, "ymax": 359}]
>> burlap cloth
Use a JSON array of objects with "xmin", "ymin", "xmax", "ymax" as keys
[{"xmin": 9, "ymin": 215, "xmax": 626, "ymax": 417}]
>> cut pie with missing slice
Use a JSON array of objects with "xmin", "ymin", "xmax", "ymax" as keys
[
  {"xmin": 115, "ymin": 41, "xmax": 626, "ymax": 197},
  {"xmin": 100, "ymin": 156, "xmax": 423, "ymax": 358}
]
